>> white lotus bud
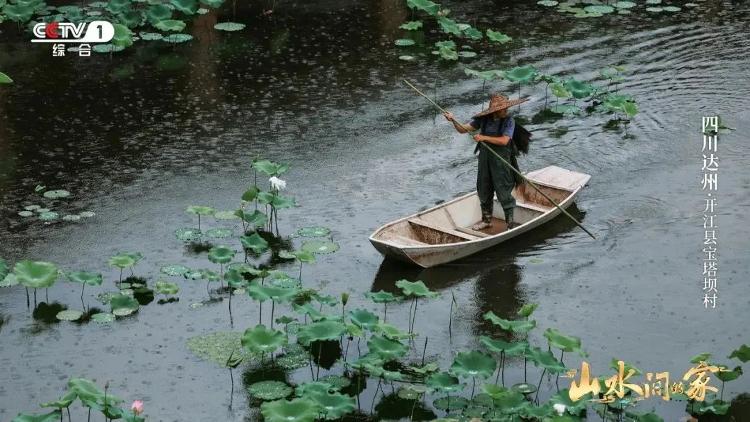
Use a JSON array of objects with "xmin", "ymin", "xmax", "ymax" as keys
[{"xmin": 269, "ymin": 176, "xmax": 286, "ymax": 191}]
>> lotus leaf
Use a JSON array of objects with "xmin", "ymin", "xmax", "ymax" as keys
[
  {"xmin": 663, "ymin": 6, "xmax": 681, "ymax": 12},
  {"xmin": 551, "ymin": 104, "xmax": 580, "ymax": 115},
  {"xmin": 308, "ymin": 391, "xmax": 356, "ymax": 419},
  {"xmin": 716, "ymin": 365, "xmax": 742, "ymax": 382},
  {"xmin": 154, "ymin": 18, "xmax": 185, "ymax": 31},
  {"xmin": 241, "ymin": 233, "xmax": 269, "ymax": 253},
  {"xmin": 0, "ymin": 72, "xmax": 13, "ymax": 84},
  {"xmin": 563, "ymin": 79, "xmax": 594, "ymax": 99},
  {"xmin": 538, "ymin": 0, "xmax": 558, "ymax": 6},
  {"xmin": 427, "ymin": 372, "xmax": 462, "ymax": 393},
  {"xmin": 399, "ymin": 20, "xmax": 422, "ymax": 30},
  {"xmin": 260, "ymin": 398, "xmax": 318, "ymax": 422},
  {"xmin": 205, "ymin": 227, "xmax": 233, "ymax": 238},
  {"xmin": 409, "ymin": 362, "xmax": 439, "ymax": 375},
  {"xmin": 296, "ymin": 226, "xmax": 331, "ymax": 237},
  {"xmin": 295, "ymin": 381, "xmax": 334, "ymax": 397},
  {"xmin": 242, "ymin": 324, "xmax": 286, "ymax": 354},
  {"xmin": 436, "ymin": 46, "xmax": 458, "ymax": 61},
  {"xmin": 42, "ymin": 189, "xmax": 70, "ymax": 199},
  {"xmin": 437, "ymin": 16, "xmax": 461, "ymax": 36},
  {"xmin": 92, "ymin": 44, "xmax": 126, "ymax": 53},
  {"xmin": 249, "ymin": 381, "xmax": 293, "ymax": 401},
  {"xmin": 247, "ymin": 282, "xmax": 298, "ymax": 302},
  {"xmin": 690, "ymin": 352, "xmax": 712, "ymax": 363},
  {"xmin": 613, "ymin": 1, "xmax": 636, "ymax": 8},
  {"xmin": 224, "ymin": 269, "xmax": 248, "ymax": 289},
  {"xmin": 458, "ymin": 51, "xmax": 477, "ymax": 58},
  {"xmin": 450, "ymin": 350, "xmax": 496, "ymax": 378},
  {"xmin": 301, "ymin": 240, "xmax": 339, "ymax": 254},
  {"xmin": 584, "ymin": 5, "xmax": 614, "ymax": 13},
  {"xmin": 175, "ymin": 228, "xmax": 201, "ymax": 241},
  {"xmin": 433, "ymin": 396, "xmax": 469, "ymax": 411},
  {"xmin": 214, "ymin": 21, "xmax": 245, "ymax": 31},
  {"xmin": 155, "ymin": 280, "xmax": 179, "ymax": 295},
  {"xmin": 38, "ymin": 211, "xmax": 59, "ymax": 221},
  {"xmin": 0, "ymin": 273, "xmax": 17, "ymax": 287},
  {"xmin": 406, "ymin": 0, "xmax": 439, "ymax": 16},
  {"xmin": 486, "ymin": 29, "xmax": 512, "ymax": 44},
  {"xmin": 483, "ymin": 311, "xmax": 536, "ymax": 333},
  {"xmin": 14, "ymin": 260, "xmax": 58, "ymax": 288},
  {"xmin": 479, "ymin": 336, "xmax": 528, "ymax": 356},
  {"xmin": 68, "ymin": 378, "xmax": 103, "ymax": 403},
  {"xmin": 348, "ymin": 309, "xmax": 379, "ymax": 330},
  {"xmin": 464, "ymin": 68, "xmax": 505, "ymax": 81},
  {"xmin": 729, "ymin": 344, "xmax": 750, "ymax": 362},
  {"xmin": 200, "ymin": 0, "xmax": 223, "ymax": 7},
  {"xmin": 108, "ymin": 252, "xmax": 142, "ymax": 269},
  {"xmin": 236, "ymin": 209, "xmax": 268, "ymax": 227},
  {"xmin": 511, "ymin": 382, "xmax": 537, "ymax": 394},
  {"xmin": 517, "ymin": 303, "xmax": 538, "ymax": 318},
  {"xmin": 11, "ymin": 411, "xmax": 62, "ymax": 422},
  {"xmin": 186, "ymin": 331, "xmax": 257, "ymax": 365},
  {"xmin": 318, "ymin": 375, "xmax": 350, "ymax": 390},
  {"xmin": 208, "ymin": 245, "xmax": 235, "ymax": 264},
  {"xmin": 112, "ymin": 23, "xmax": 133, "ymax": 48},
  {"xmin": 543, "ymin": 328, "xmax": 583, "ymax": 354},
  {"xmin": 375, "ymin": 323, "xmax": 410, "ymax": 340},
  {"xmin": 293, "ymin": 302, "xmax": 326, "ymax": 321},
  {"xmin": 366, "ymin": 290, "xmax": 400, "ymax": 303},
  {"xmin": 462, "ymin": 25, "xmax": 482, "ymax": 40},
  {"xmin": 395, "ymin": 279, "xmax": 438, "ymax": 298},
  {"xmin": 253, "ymin": 159, "xmax": 289, "ymax": 177},
  {"xmin": 145, "ymin": 4, "xmax": 171, "ymax": 23},
  {"xmin": 18, "ymin": 211, "xmax": 34, "ymax": 217},
  {"xmin": 297, "ymin": 320, "xmax": 346, "ymax": 345},
  {"xmin": 21, "ymin": 205, "xmax": 39, "ymax": 211},
  {"xmin": 91, "ymin": 313, "xmax": 115, "ymax": 323},
  {"xmin": 505, "ymin": 65, "xmax": 538, "ymax": 84},
  {"xmin": 40, "ymin": 391, "xmax": 77, "ymax": 409},
  {"xmin": 163, "ymin": 33, "xmax": 193, "ymax": 43},
  {"xmin": 399, "ymin": 55, "xmax": 416, "ymax": 61},
  {"xmin": 623, "ymin": 101, "xmax": 638, "ymax": 117},
  {"xmin": 212, "ymin": 210, "xmax": 238, "ymax": 220},
  {"xmin": 110, "ymin": 294, "xmax": 139, "ymax": 316},
  {"xmin": 186, "ymin": 205, "xmax": 214, "ymax": 216},
  {"xmin": 62, "ymin": 214, "xmax": 81, "ymax": 222},
  {"xmin": 367, "ymin": 335, "xmax": 407, "ymax": 360},
  {"xmin": 139, "ymin": 31, "xmax": 163, "ymax": 40},
  {"xmin": 241, "ymin": 186, "xmax": 259, "ymax": 202},
  {"xmin": 56, "ymin": 309, "xmax": 83, "ymax": 321},
  {"xmin": 170, "ymin": 0, "xmax": 197, "ymax": 14},
  {"xmin": 525, "ymin": 346, "xmax": 566, "ymax": 373}
]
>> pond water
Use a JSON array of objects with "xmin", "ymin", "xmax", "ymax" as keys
[{"xmin": 1, "ymin": 0, "xmax": 749, "ymax": 420}]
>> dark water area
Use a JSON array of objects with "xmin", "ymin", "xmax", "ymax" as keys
[{"xmin": 1, "ymin": 0, "xmax": 749, "ymax": 420}]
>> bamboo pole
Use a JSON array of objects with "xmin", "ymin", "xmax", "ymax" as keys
[{"xmin": 402, "ymin": 79, "xmax": 596, "ymax": 240}]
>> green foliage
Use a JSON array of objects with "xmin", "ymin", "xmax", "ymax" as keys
[
  {"xmin": 242, "ymin": 324, "xmax": 287, "ymax": 354},
  {"xmin": 214, "ymin": 22, "xmax": 245, "ymax": 31},
  {"xmin": 13, "ymin": 260, "xmax": 58, "ymax": 289}
]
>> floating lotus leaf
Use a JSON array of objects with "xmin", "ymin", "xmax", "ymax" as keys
[
  {"xmin": 296, "ymin": 226, "xmax": 331, "ymax": 237},
  {"xmin": 154, "ymin": 264, "xmax": 186, "ymax": 278},
  {"xmin": 690, "ymin": 352, "xmax": 712, "ymax": 363},
  {"xmin": 110, "ymin": 294, "xmax": 139, "ymax": 316},
  {"xmin": 56, "ymin": 309, "xmax": 83, "ymax": 321},
  {"xmin": 24, "ymin": 205, "xmax": 41, "ymax": 211},
  {"xmin": 543, "ymin": 328, "xmax": 583, "ymax": 354},
  {"xmin": 297, "ymin": 320, "xmax": 346, "ymax": 345},
  {"xmin": 348, "ymin": 309, "xmax": 379, "ymax": 330},
  {"xmin": 689, "ymin": 399, "xmax": 730, "ymax": 415},
  {"xmin": 295, "ymin": 381, "xmax": 334, "ymax": 397},
  {"xmin": 10, "ymin": 411, "xmax": 62, "ymax": 422},
  {"xmin": 511, "ymin": 382, "xmax": 537, "ymax": 395},
  {"xmin": 645, "ymin": 6, "xmax": 662, "ymax": 12},
  {"xmin": 458, "ymin": 51, "xmax": 477, "ymax": 58},
  {"xmin": 205, "ymin": 227, "xmax": 233, "ymax": 238},
  {"xmin": 79, "ymin": 211, "xmax": 96, "ymax": 218},
  {"xmin": 252, "ymin": 159, "xmax": 289, "ymax": 177},
  {"xmin": 38, "ymin": 211, "xmax": 59, "ymax": 221},
  {"xmin": 212, "ymin": 210, "xmax": 239, "ymax": 221},
  {"xmin": 307, "ymin": 391, "xmax": 356, "ymax": 420},
  {"xmin": 366, "ymin": 290, "xmax": 400, "ymax": 303},
  {"xmin": 584, "ymin": 5, "xmax": 614, "ymax": 14},
  {"xmin": 14, "ymin": 260, "xmax": 58, "ymax": 289},
  {"xmin": 483, "ymin": 311, "xmax": 536, "ymax": 333},
  {"xmin": 91, "ymin": 313, "xmax": 115, "ymax": 323},
  {"xmin": 170, "ymin": 0, "xmax": 197, "ymax": 14},
  {"xmin": 111, "ymin": 23, "xmax": 133, "ymax": 48},
  {"xmin": 139, "ymin": 31, "xmax": 163, "ymax": 40},
  {"xmin": 275, "ymin": 344, "xmax": 308, "ymax": 370},
  {"xmin": 260, "ymin": 398, "xmax": 318, "ymax": 422},
  {"xmin": 406, "ymin": 0, "xmax": 440, "ymax": 15},
  {"xmin": 436, "ymin": 46, "xmax": 458, "ymax": 61},
  {"xmin": 462, "ymin": 25, "xmax": 482, "ymax": 40},
  {"xmin": 399, "ymin": 20, "xmax": 422, "ymax": 30},
  {"xmin": 208, "ymin": 245, "xmax": 235, "ymax": 264},
  {"xmin": 214, "ymin": 21, "xmax": 245, "ymax": 31},
  {"xmin": 409, "ymin": 362, "xmax": 439, "ymax": 375},
  {"xmin": 551, "ymin": 104, "xmax": 580, "ymax": 115},
  {"xmin": 18, "ymin": 210, "xmax": 33, "ymax": 217},
  {"xmin": 537, "ymin": 0, "xmax": 558, "ymax": 6},
  {"xmin": 155, "ymin": 280, "xmax": 179, "ymax": 295},
  {"xmin": 426, "ymin": 372, "xmax": 462, "ymax": 393},
  {"xmin": 728, "ymin": 344, "xmax": 750, "ymax": 362},
  {"xmin": 451, "ymin": 351, "xmax": 496, "ymax": 379},
  {"xmin": 249, "ymin": 381, "xmax": 293, "ymax": 401},
  {"xmin": 367, "ymin": 335, "xmax": 407, "ymax": 361},
  {"xmin": 186, "ymin": 205, "xmax": 215, "ymax": 216},
  {"xmin": 525, "ymin": 346, "xmax": 566, "ymax": 373},
  {"xmin": 613, "ymin": 1, "xmax": 636, "ymax": 8},
  {"xmin": 563, "ymin": 79, "xmax": 594, "ymax": 99},
  {"xmin": 40, "ymin": 391, "xmax": 78, "ymax": 409},
  {"xmin": 42, "ymin": 189, "xmax": 70, "ymax": 199},
  {"xmin": 92, "ymin": 44, "xmax": 126, "ymax": 53},
  {"xmin": 241, "ymin": 233, "xmax": 269, "ymax": 254},
  {"xmin": 242, "ymin": 324, "xmax": 287, "ymax": 354},
  {"xmin": 480, "ymin": 336, "xmax": 528, "ymax": 356},
  {"xmin": 163, "ymin": 33, "xmax": 193, "ymax": 43},
  {"xmin": 62, "ymin": 214, "xmax": 81, "ymax": 222},
  {"xmin": 318, "ymin": 375, "xmax": 350, "ymax": 391},
  {"xmin": 399, "ymin": 55, "xmax": 416, "ymax": 61},
  {"xmin": 186, "ymin": 331, "xmax": 256, "ymax": 366},
  {"xmin": 395, "ymin": 279, "xmax": 438, "ymax": 298},
  {"xmin": 486, "ymin": 29, "xmax": 512, "ymax": 44},
  {"xmin": 517, "ymin": 303, "xmax": 538, "ymax": 318},
  {"xmin": 35, "ymin": 208, "xmax": 50, "ymax": 213},
  {"xmin": 200, "ymin": 0, "xmax": 223, "ymax": 7},
  {"xmin": 301, "ymin": 240, "xmax": 339, "ymax": 254},
  {"xmin": 433, "ymin": 396, "xmax": 469, "ymax": 411}
]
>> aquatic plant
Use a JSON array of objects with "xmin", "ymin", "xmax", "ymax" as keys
[
  {"xmin": 186, "ymin": 205, "xmax": 215, "ymax": 230},
  {"xmin": 395, "ymin": 279, "xmax": 438, "ymax": 333},
  {"xmin": 108, "ymin": 252, "xmax": 143, "ymax": 284},
  {"xmin": 260, "ymin": 398, "xmax": 318, "ymax": 422},
  {"xmin": 365, "ymin": 290, "xmax": 400, "ymax": 322},
  {"xmin": 450, "ymin": 350, "xmax": 497, "ymax": 397},
  {"xmin": 14, "ymin": 260, "xmax": 58, "ymax": 307},
  {"xmin": 0, "ymin": 72, "xmax": 12, "ymax": 84},
  {"xmin": 242, "ymin": 324, "xmax": 287, "ymax": 356},
  {"xmin": 279, "ymin": 249, "xmax": 315, "ymax": 280},
  {"xmin": 66, "ymin": 271, "xmax": 103, "ymax": 305}
]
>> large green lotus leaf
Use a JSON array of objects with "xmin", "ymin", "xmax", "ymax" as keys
[
  {"xmin": 435, "ymin": 40, "xmax": 456, "ymax": 50},
  {"xmin": 690, "ymin": 352, "xmax": 712, "ymax": 363},
  {"xmin": 241, "ymin": 233, "xmax": 269, "ymax": 254},
  {"xmin": 186, "ymin": 205, "xmax": 214, "ymax": 216},
  {"xmin": 584, "ymin": 4, "xmax": 614, "ymax": 13},
  {"xmin": 205, "ymin": 227, "xmax": 233, "ymax": 238},
  {"xmin": 0, "ymin": 72, "xmax": 12, "ymax": 84},
  {"xmin": 563, "ymin": 79, "xmax": 594, "ymax": 99},
  {"xmin": 276, "ymin": 344, "xmax": 309, "ymax": 370},
  {"xmin": 450, "ymin": 350, "xmax": 496, "ymax": 378},
  {"xmin": 249, "ymin": 381, "xmax": 293, "ymax": 401},
  {"xmin": 145, "ymin": 3, "xmax": 171, "ymax": 23},
  {"xmin": 716, "ymin": 365, "xmax": 743, "ymax": 382},
  {"xmin": 236, "ymin": 209, "xmax": 268, "ymax": 227},
  {"xmin": 348, "ymin": 309, "xmax": 379, "ymax": 330},
  {"xmin": 432, "ymin": 396, "xmax": 469, "ymax": 411},
  {"xmin": 622, "ymin": 101, "xmax": 638, "ymax": 117},
  {"xmin": 170, "ymin": 0, "xmax": 197, "ymax": 14},
  {"xmin": 729, "ymin": 344, "xmax": 750, "ymax": 362},
  {"xmin": 214, "ymin": 21, "xmax": 245, "ymax": 31},
  {"xmin": 247, "ymin": 282, "xmax": 298, "ymax": 303},
  {"xmin": 517, "ymin": 303, "xmax": 538, "ymax": 318},
  {"xmin": 461, "ymin": 25, "xmax": 482, "ymax": 40},
  {"xmin": 56, "ymin": 309, "xmax": 84, "ymax": 321},
  {"xmin": 296, "ymin": 226, "xmax": 331, "ymax": 237},
  {"xmin": 42, "ymin": 189, "xmax": 71, "ymax": 199},
  {"xmin": 92, "ymin": 44, "xmax": 126, "ymax": 54},
  {"xmin": 688, "ymin": 398, "xmax": 730, "ymax": 415},
  {"xmin": 38, "ymin": 211, "xmax": 60, "ymax": 221},
  {"xmin": 485, "ymin": 386, "xmax": 527, "ymax": 413},
  {"xmin": 252, "ymin": 159, "xmax": 289, "ymax": 177},
  {"xmin": 208, "ymin": 245, "xmax": 235, "ymax": 264},
  {"xmin": 550, "ymin": 82, "xmax": 571, "ymax": 98},
  {"xmin": 91, "ymin": 313, "xmax": 115, "ymax": 323},
  {"xmin": 117, "ymin": 10, "xmax": 143, "ymax": 28},
  {"xmin": 406, "ymin": 0, "xmax": 439, "ymax": 16},
  {"xmin": 295, "ymin": 381, "xmax": 335, "ymax": 397},
  {"xmin": 543, "ymin": 328, "xmax": 583, "ymax": 354},
  {"xmin": 293, "ymin": 302, "xmax": 326, "ymax": 321},
  {"xmin": 301, "ymin": 240, "xmax": 339, "ymax": 255},
  {"xmin": 112, "ymin": 23, "xmax": 133, "ymax": 47},
  {"xmin": 14, "ymin": 260, "xmax": 58, "ymax": 288},
  {"xmin": 437, "ymin": 16, "xmax": 461, "ymax": 36},
  {"xmin": 395, "ymin": 279, "xmax": 438, "ymax": 298},
  {"xmin": 110, "ymin": 294, "xmax": 139, "ymax": 316},
  {"xmin": 464, "ymin": 68, "xmax": 504, "ymax": 81},
  {"xmin": 68, "ymin": 378, "xmax": 103, "ymax": 403},
  {"xmin": 551, "ymin": 104, "xmax": 580, "ymax": 115},
  {"xmin": 525, "ymin": 346, "xmax": 566, "ymax": 373},
  {"xmin": 257, "ymin": 191, "xmax": 275, "ymax": 205},
  {"xmin": 11, "ymin": 411, "xmax": 62, "ymax": 422},
  {"xmin": 479, "ymin": 336, "xmax": 527, "ymax": 356},
  {"xmin": 260, "ymin": 398, "xmax": 318, "ymax": 422},
  {"xmin": 486, "ymin": 29, "xmax": 512, "ymax": 44},
  {"xmin": 213, "ymin": 210, "xmax": 239, "ymax": 220},
  {"xmin": 483, "ymin": 311, "xmax": 536, "ymax": 333},
  {"xmin": 317, "ymin": 375, "xmax": 350, "ymax": 391},
  {"xmin": 40, "ymin": 391, "xmax": 77, "ymax": 408},
  {"xmin": 399, "ymin": 20, "xmax": 422, "ymax": 31},
  {"xmin": 162, "ymin": 33, "xmax": 193, "ymax": 43},
  {"xmin": 65, "ymin": 271, "xmax": 103, "ymax": 286},
  {"xmin": 175, "ymin": 227, "xmax": 202, "ymax": 241},
  {"xmin": 160, "ymin": 264, "xmax": 190, "ymax": 276},
  {"xmin": 271, "ymin": 194, "xmax": 296, "ymax": 209},
  {"xmin": 224, "ymin": 269, "xmax": 248, "ymax": 289},
  {"xmin": 106, "ymin": 0, "xmax": 130, "ymax": 14},
  {"xmin": 307, "ymin": 391, "xmax": 356, "ymax": 420},
  {"xmin": 297, "ymin": 320, "xmax": 346, "ymax": 345},
  {"xmin": 108, "ymin": 252, "xmax": 143, "ymax": 269},
  {"xmin": 241, "ymin": 186, "xmax": 259, "ymax": 202},
  {"xmin": 155, "ymin": 280, "xmax": 179, "ymax": 295},
  {"xmin": 366, "ymin": 290, "xmax": 400, "ymax": 304},
  {"xmin": 504, "ymin": 65, "xmax": 538, "ymax": 83},
  {"xmin": 367, "ymin": 335, "xmax": 407, "ymax": 361},
  {"xmin": 242, "ymin": 324, "xmax": 287, "ymax": 354},
  {"xmin": 154, "ymin": 19, "xmax": 185, "ymax": 31},
  {"xmin": 426, "ymin": 372, "xmax": 463, "ymax": 393}
]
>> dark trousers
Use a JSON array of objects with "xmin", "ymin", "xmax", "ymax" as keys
[{"xmin": 477, "ymin": 146, "xmax": 516, "ymax": 223}]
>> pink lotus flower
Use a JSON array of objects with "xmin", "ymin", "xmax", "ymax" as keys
[{"xmin": 131, "ymin": 400, "xmax": 144, "ymax": 415}]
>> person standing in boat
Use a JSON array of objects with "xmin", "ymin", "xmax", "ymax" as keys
[{"xmin": 443, "ymin": 93, "xmax": 528, "ymax": 231}]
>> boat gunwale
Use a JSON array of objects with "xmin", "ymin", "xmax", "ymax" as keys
[{"xmin": 368, "ymin": 173, "xmax": 589, "ymax": 251}]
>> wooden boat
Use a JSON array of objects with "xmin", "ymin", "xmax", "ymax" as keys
[{"xmin": 368, "ymin": 166, "xmax": 591, "ymax": 268}]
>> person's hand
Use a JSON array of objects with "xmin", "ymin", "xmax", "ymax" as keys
[
  {"xmin": 473, "ymin": 134, "xmax": 483, "ymax": 142},
  {"xmin": 443, "ymin": 112, "xmax": 456, "ymax": 122}
]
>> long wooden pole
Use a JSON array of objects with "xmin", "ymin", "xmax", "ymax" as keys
[{"xmin": 402, "ymin": 79, "xmax": 596, "ymax": 240}]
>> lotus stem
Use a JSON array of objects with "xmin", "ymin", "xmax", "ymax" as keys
[
  {"xmin": 228, "ymin": 289, "xmax": 233, "ymax": 327},
  {"xmin": 409, "ymin": 398, "xmax": 417, "ymax": 421},
  {"xmin": 471, "ymin": 377, "xmax": 476, "ymax": 398},
  {"xmin": 198, "ymin": 214, "xmax": 201, "ymax": 231},
  {"xmin": 383, "ymin": 303, "xmax": 387, "ymax": 322},
  {"xmin": 524, "ymin": 356, "xmax": 527, "ymax": 383},
  {"xmin": 316, "ymin": 342, "xmax": 322, "ymax": 380},
  {"xmin": 420, "ymin": 336, "xmax": 429, "ymax": 366},
  {"xmin": 119, "ymin": 268, "xmax": 123, "ymax": 284},
  {"xmin": 34, "ymin": 288, "xmax": 37, "ymax": 306},
  {"xmin": 271, "ymin": 300, "xmax": 275, "ymax": 328},
  {"xmin": 448, "ymin": 295, "xmax": 454, "ymax": 338},
  {"xmin": 370, "ymin": 378, "xmax": 382, "ymax": 414},
  {"xmin": 67, "ymin": 407, "xmax": 71, "ymax": 422},
  {"xmin": 535, "ymin": 368, "xmax": 546, "ymax": 402},
  {"xmin": 25, "ymin": 287, "xmax": 29, "ymax": 308},
  {"xmin": 229, "ymin": 367, "xmax": 234, "ymax": 410},
  {"xmin": 46, "ymin": 288, "xmax": 48, "ymax": 302},
  {"xmin": 721, "ymin": 380, "xmax": 724, "ymax": 401}
]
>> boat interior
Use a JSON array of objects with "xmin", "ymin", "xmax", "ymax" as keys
[{"xmin": 374, "ymin": 181, "xmax": 573, "ymax": 246}]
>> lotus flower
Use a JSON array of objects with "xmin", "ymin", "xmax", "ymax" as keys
[
  {"xmin": 553, "ymin": 403, "xmax": 566, "ymax": 416},
  {"xmin": 269, "ymin": 176, "xmax": 287, "ymax": 191},
  {"xmin": 131, "ymin": 400, "xmax": 144, "ymax": 415}
]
